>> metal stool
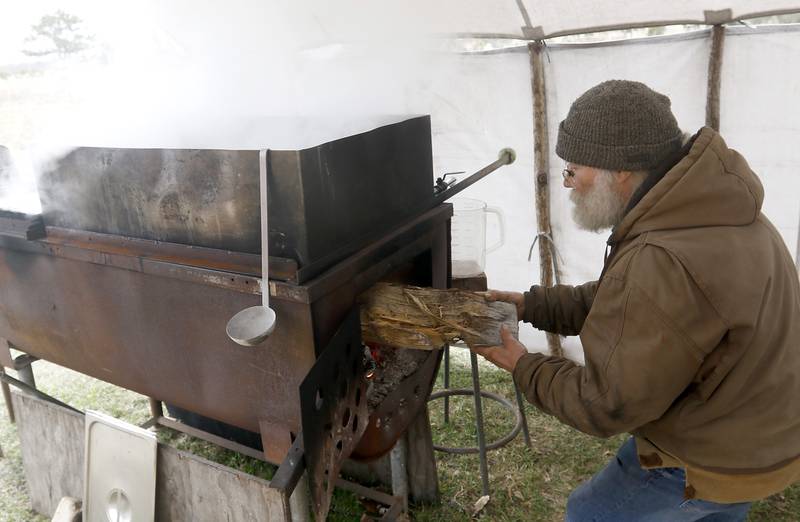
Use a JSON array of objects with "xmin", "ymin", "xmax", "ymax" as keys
[{"xmin": 428, "ymin": 273, "xmax": 532, "ymax": 496}]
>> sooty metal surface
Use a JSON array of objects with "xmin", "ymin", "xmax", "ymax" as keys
[
  {"xmin": 38, "ymin": 117, "xmax": 434, "ymax": 280},
  {"xmin": 300, "ymin": 307, "xmax": 369, "ymax": 521}
]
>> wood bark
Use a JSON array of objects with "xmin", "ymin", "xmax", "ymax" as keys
[
  {"xmin": 359, "ymin": 283, "xmax": 518, "ymax": 350},
  {"xmin": 529, "ymin": 41, "xmax": 564, "ymax": 357},
  {"xmin": 705, "ymin": 25, "xmax": 725, "ymax": 131}
]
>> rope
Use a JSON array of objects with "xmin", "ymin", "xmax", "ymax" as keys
[{"xmin": 527, "ymin": 231, "xmax": 564, "ymax": 284}]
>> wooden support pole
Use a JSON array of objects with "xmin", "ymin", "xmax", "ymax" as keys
[
  {"xmin": 529, "ymin": 41, "xmax": 564, "ymax": 358},
  {"xmin": 705, "ymin": 25, "xmax": 726, "ymax": 131}
]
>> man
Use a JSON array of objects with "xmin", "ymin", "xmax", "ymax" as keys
[{"xmin": 473, "ymin": 80, "xmax": 800, "ymax": 521}]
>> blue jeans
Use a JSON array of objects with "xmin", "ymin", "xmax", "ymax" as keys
[{"xmin": 565, "ymin": 438, "xmax": 751, "ymax": 522}]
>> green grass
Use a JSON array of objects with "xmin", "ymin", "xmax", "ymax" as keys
[
  {"xmin": 416, "ymin": 350, "xmax": 625, "ymax": 521},
  {"xmin": 1, "ymin": 351, "xmax": 799, "ymax": 521}
]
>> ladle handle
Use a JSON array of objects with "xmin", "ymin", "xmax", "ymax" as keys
[
  {"xmin": 432, "ymin": 148, "xmax": 516, "ymax": 205},
  {"xmin": 259, "ymin": 150, "xmax": 270, "ymax": 309}
]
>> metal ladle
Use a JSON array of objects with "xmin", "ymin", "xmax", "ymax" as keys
[{"xmin": 226, "ymin": 149, "xmax": 277, "ymax": 346}]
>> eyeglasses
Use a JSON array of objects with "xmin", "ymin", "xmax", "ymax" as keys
[{"xmin": 562, "ymin": 168, "xmax": 576, "ymax": 181}]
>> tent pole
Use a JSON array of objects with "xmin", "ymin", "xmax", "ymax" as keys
[
  {"xmin": 528, "ymin": 41, "xmax": 563, "ymax": 358},
  {"xmin": 705, "ymin": 24, "xmax": 726, "ymax": 131}
]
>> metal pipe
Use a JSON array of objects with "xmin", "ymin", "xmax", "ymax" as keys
[
  {"xmin": 260, "ymin": 149, "xmax": 273, "ymax": 310},
  {"xmin": 428, "ymin": 388, "xmax": 523, "ymax": 454},
  {"xmin": 433, "ymin": 148, "xmax": 516, "ymax": 205},
  {"xmin": 335, "ymin": 477, "xmax": 399, "ymax": 507},
  {"xmin": 443, "ymin": 344, "xmax": 450, "ymax": 424},
  {"xmin": 0, "ymin": 372, "xmax": 81, "ymax": 414},
  {"xmin": 469, "ymin": 351, "xmax": 491, "ymax": 496},
  {"xmin": 0, "ymin": 368, "xmax": 14, "ymax": 423},
  {"xmin": 155, "ymin": 416, "xmax": 267, "ymax": 462},
  {"xmin": 513, "ymin": 385, "xmax": 533, "ymax": 448},
  {"xmin": 148, "ymin": 398, "xmax": 163, "ymax": 418}
]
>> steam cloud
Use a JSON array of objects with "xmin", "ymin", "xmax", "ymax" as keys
[{"xmin": 4, "ymin": 1, "xmax": 465, "ymax": 214}]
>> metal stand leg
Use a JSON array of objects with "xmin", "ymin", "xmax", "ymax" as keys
[
  {"xmin": 443, "ymin": 344, "xmax": 450, "ymax": 424},
  {"xmin": 0, "ymin": 368, "xmax": 14, "ymax": 424},
  {"xmin": 139, "ymin": 398, "xmax": 164, "ymax": 429},
  {"xmin": 513, "ymin": 385, "xmax": 532, "ymax": 448},
  {"xmin": 2, "ymin": 356, "xmax": 55, "ymax": 460},
  {"xmin": 149, "ymin": 398, "xmax": 163, "ymax": 418},
  {"xmin": 469, "ymin": 351, "xmax": 490, "ymax": 496}
]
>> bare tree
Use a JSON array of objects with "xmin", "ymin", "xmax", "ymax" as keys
[{"xmin": 22, "ymin": 10, "xmax": 94, "ymax": 58}]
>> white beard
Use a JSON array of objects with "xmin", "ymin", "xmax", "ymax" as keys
[{"xmin": 570, "ymin": 171, "xmax": 626, "ymax": 232}]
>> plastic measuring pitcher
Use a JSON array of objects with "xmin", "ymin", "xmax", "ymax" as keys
[{"xmin": 450, "ymin": 198, "xmax": 505, "ymax": 278}]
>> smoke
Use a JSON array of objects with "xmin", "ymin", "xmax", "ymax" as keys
[
  {"xmin": 2, "ymin": 1, "xmax": 469, "ymax": 216},
  {"xmin": 0, "ymin": 144, "xmax": 79, "ymax": 215},
  {"xmin": 38, "ymin": 1, "xmax": 460, "ymax": 149},
  {"xmin": 0, "ymin": 148, "xmax": 37, "ymax": 214}
]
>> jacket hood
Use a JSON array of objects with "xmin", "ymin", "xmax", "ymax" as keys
[{"xmin": 610, "ymin": 127, "xmax": 764, "ymax": 243}]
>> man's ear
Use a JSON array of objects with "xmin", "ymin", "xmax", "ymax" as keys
[{"xmin": 613, "ymin": 170, "xmax": 634, "ymax": 183}]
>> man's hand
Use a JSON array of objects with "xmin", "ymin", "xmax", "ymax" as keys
[
  {"xmin": 471, "ymin": 325, "xmax": 528, "ymax": 373},
  {"xmin": 486, "ymin": 289, "xmax": 525, "ymax": 319}
]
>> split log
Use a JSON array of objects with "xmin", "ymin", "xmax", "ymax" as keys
[{"xmin": 359, "ymin": 283, "xmax": 518, "ymax": 350}]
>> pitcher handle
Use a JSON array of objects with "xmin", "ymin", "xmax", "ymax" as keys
[{"xmin": 485, "ymin": 206, "xmax": 505, "ymax": 253}]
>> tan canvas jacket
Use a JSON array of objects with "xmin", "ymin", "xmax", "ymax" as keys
[{"xmin": 513, "ymin": 127, "xmax": 800, "ymax": 503}]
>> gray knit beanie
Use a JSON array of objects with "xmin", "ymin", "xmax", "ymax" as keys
[{"xmin": 556, "ymin": 80, "xmax": 683, "ymax": 171}]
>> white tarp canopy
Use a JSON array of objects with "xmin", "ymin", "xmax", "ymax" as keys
[
  {"xmin": 254, "ymin": 1, "xmax": 800, "ymax": 40},
  {"xmin": 4, "ymin": 1, "xmax": 800, "ymax": 359},
  {"xmin": 7, "ymin": 1, "xmax": 800, "ymax": 61}
]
